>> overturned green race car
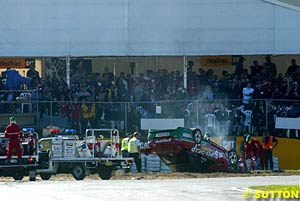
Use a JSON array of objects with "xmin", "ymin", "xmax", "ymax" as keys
[{"xmin": 147, "ymin": 127, "xmax": 238, "ymax": 172}]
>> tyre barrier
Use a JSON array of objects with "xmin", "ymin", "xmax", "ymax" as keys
[
  {"xmin": 130, "ymin": 154, "xmax": 172, "ymax": 173},
  {"xmin": 273, "ymin": 157, "xmax": 279, "ymax": 171},
  {"xmin": 130, "ymin": 163, "xmax": 138, "ymax": 173},
  {"xmin": 145, "ymin": 154, "xmax": 160, "ymax": 172},
  {"xmin": 160, "ymin": 161, "xmax": 172, "ymax": 172},
  {"xmin": 130, "ymin": 155, "xmax": 279, "ymax": 172}
]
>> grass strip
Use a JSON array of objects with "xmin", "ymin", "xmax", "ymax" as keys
[{"xmin": 250, "ymin": 185, "xmax": 300, "ymax": 192}]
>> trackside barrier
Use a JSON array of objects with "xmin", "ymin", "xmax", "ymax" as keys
[
  {"xmin": 273, "ymin": 157, "xmax": 279, "ymax": 171},
  {"xmin": 130, "ymin": 154, "xmax": 172, "ymax": 173}
]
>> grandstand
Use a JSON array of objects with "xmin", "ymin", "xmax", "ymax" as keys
[{"xmin": 0, "ymin": 0, "xmax": 299, "ymax": 140}]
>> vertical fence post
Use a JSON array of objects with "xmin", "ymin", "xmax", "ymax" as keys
[
  {"xmin": 197, "ymin": 100, "xmax": 199, "ymax": 128},
  {"xmin": 36, "ymin": 89, "xmax": 39, "ymax": 133},
  {"xmin": 265, "ymin": 99, "xmax": 268, "ymax": 130},
  {"xmin": 183, "ymin": 56, "xmax": 187, "ymax": 90},
  {"xmin": 66, "ymin": 56, "xmax": 71, "ymax": 89},
  {"xmin": 50, "ymin": 101, "xmax": 53, "ymax": 127},
  {"xmin": 125, "ymin": 102, "xmax": 128, "ymax": 135}
]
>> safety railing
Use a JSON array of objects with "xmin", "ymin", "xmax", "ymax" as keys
[{"xmin": 0, "ymin": 98, "xmax": 299, "ymax": 139}]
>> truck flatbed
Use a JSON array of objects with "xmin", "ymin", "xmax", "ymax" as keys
[{"xmin": 37, "ymin": 128, "xmax": 133, "ymax": 180}]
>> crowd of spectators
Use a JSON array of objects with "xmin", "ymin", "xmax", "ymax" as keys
[{"xmin": 0, "ymin": 56, "xmax": 300, "ymax": 138}]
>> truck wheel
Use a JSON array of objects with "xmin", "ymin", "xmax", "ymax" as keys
[
  {"xmin": 228, "ymin": 150, "xmax": 238, "ymax": 165},
  {"xmin": 13, "ymin": 173, "xmax": 24, "ymax": 181},
  {"xmin": 72, "ymin": 164, "xmax": 86, "ymax": 180},
  {"xmin": 29, "ymin": 170, "xmax": 36, "ymax": 181},
  {"xmin": 98, "ymin": 166, "xmax": 113, "ymax": 180},
  {"xmin": 40, "ymin": 173, "xmax": 52, "ymax": 180}
]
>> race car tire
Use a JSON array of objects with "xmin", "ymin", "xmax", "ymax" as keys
[
  {"xmin": 193, "ymin": 129, "xmax": 202, "ymax": 144},
  {"xmin": 13, "ymin": 173, "xmax": 24, "ymax": 181},
  {"xmin": 40, "ymin": 173, "xmax": 52, "ymax": 180},
  {"xmin": 72, "ymin": 164, "xmax": 86, "ymax": 180},
  {"xmin": 228, "ymin": 150, "xmax": 238, "ymax": 165},
  {"xmin": 98, "ymin": 166, "xmax": 113, "ymax": 180}
]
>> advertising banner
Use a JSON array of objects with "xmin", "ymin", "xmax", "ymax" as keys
[
  {"xmin": 0, "ymin": 58, "xmax": 26, "ymax": 69},
  {"xmin": 201, "ymin": 56, "xmax": 232, "ymax": 66}
]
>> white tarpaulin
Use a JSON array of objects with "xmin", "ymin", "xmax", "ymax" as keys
[
  {"xmin": 141, "ymin": 119, "xmax": 184, "ymax": 130},
  {"xmin": 275, "ymin": 117, "xmax": 300, "ymax": 129},
  {"xmin": 0, "ymin": 0, "xmax": 300, "ymax": 56}
]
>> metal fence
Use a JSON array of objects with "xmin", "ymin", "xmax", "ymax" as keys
[{"xmin": 0, "ymin": 98, "xmax": 299, "ymax": 138}]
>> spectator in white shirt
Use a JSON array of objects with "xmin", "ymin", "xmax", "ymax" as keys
[{"xmin": 242, "ymin": 82, "xmax": 254, "ymax": 105}]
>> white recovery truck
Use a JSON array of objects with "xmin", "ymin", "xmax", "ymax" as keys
[
  {"xmin": 0, "ymin": 128, "xmax": 39, "ymax": 181},
  {"xmin": 37, "ymin": 128, "xmax": 133, "ymax": 180}
]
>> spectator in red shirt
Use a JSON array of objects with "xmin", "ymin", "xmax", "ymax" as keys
[{"xmin": 70, "ymin": 97, "xmax": 82, "ymax": 134}]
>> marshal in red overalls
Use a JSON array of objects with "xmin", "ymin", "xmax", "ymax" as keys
[
  {"xmin": 245, "ymin": 136, "xmax": 264, "ymax": 170},
  {"xmin": 5, "ymin": 117, "xmax": 23, "ymax": 160}
]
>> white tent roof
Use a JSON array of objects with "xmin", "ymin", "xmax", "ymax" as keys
[{"xmin": 0, "ymin": 0, "xmax": 300, "ymax": 57}]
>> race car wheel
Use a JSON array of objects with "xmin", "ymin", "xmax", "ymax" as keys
[
  {"xmin": 98, "ymin": 166, "xmax": 113, "ymax": 180},
  {"xmin": 228, "ymin": 150, "xmax": 238, "ymax": 165},
  {"xmin": 72, "ymin": 164, "xmax": 86, "ymax": 180},
  {"xmin": 193, "ymin": 129, "xmax": 202, "ymax": 144},
  {"xmin": 13, "ymin": 173, "xmax": 24, "ymax": 181},
  {"xmin": 40, "ymin": 173, "xmax": 52, "ymax": 180}
]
